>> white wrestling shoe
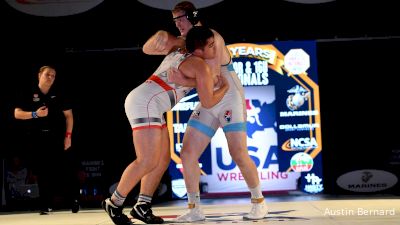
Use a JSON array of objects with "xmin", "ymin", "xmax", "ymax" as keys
[
  {"xmin": 243, "ymin": 198, "xmax": 268, "ymax": 220},
  {"xmin": 175, "ymin": 204, "xmax": 205, "ymax": 222}
]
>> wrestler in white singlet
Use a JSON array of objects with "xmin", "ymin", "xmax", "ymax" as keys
[
  {"xmin": 125, "ymin": 49, "xmax": 192, "ymax": 130},
  {"xmin": 187, "ymin": 61, "xmax": 247, "ymax": 137}
]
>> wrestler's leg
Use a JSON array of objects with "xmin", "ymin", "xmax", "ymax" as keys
[
  {"xmin": 103, "ymin": 128, "xmax": 163, "ymax": 225},
  {"xmin": 128, "ymin": 127, "xmax": 169, "ymax": 224},
  {"xmin": 225, "ymin": 131, "xmax": 259, "ymax": 188},
  {"xmin": 115, "ymin": 128, "xmax": 164, "ymax": 198},
  {"xmin": 139, "ymin": 126, "xmax": 171, "ymax": 196},
  {"xmin": 175, "ymin": 106, "xmax": 219, "ymax": 222},
  {"xmin": 180, "ymin": 126, "xmax": 211, "ymax": 193},
  {"xmin": 225, "ymin": 131, "xmax": 268, "ymax": 220},
  {"xmin": 175, "ymin": 126, "xmax": 211, "ymax": 222}
]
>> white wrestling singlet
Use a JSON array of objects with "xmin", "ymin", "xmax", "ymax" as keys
[
  {"xmin": 187, "ymin": 63, "xmax": 247, "ymax": 137},
  {"xmin": 125, "ymin": 50, "xmax": 193, "ymax": 130}
]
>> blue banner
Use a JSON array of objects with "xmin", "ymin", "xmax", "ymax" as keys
[{"xmin": 167, "ymin": 40, "xmax": 323, "ymax": 198}]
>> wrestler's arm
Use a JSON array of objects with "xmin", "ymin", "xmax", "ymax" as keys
[
  {"xmin": 181, "ymin": 57, "xmax": 228, "ymax": 109},
  {"xmin": 143, "ymin": 30, "xmax": 185, "ymax": 55},
  {"xmin": 168, "ymin": 67, "xmax": 223, "ymax": 88},
  {"xmin": 170, "ymin": 29, "xmax": 229, "ymax": 88},
  {"xmin": 168, "ymin": 67, "xmax": 196, "ymax": 87},
  {"xmin": 212, "ymin": 29, "xmax": 246, "ymax": 99}
]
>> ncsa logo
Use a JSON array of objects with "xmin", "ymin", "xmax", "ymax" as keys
[{"xmin": 282, "ymin": 137, "xmax": 318, "ymax": 151}]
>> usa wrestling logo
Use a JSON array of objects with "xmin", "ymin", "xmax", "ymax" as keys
[
  {"xmin": 224, "ymin": 110, "xmax": 232, "ymax": 123},
  {"xmin": 191, "ymin": 110, "xmax": 200, "ymax": 119}
]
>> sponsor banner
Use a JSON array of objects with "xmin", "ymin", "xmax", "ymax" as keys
[
  {"xmin": 337, "ymin": 169, "xmax": 398, "ymax": 192},
  {"xmin": 205, "ymin": 128, "xmax": 300, "ymax": 193},
  {"xmin": 229, "ymin": 41, "xmax": 323, "ymax": 194},
  {"xmin": 168, "ymin": 41, "xmax": 323, "ymax": 198},
  {"xmin": 201, "ymin": 170, "xmax": 300, "ymax": 193}
]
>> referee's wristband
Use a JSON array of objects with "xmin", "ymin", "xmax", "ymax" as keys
[
  {"xmin": 65, "ymin": 131, "xmax": 72, "ymax": 138},
  {"xmin": 32, "ymin": 111, "xmax": 38, "ymax": 119}
]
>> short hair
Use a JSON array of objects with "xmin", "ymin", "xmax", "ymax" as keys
[
  {"xmin": 172, "ymin": 1, "xmax": 200, "ymax": 25},
  {"xmin": 39, "ymin": 65, "xmax": 55, "ymax": 73},
  {"xmin": 186, "ymin": 26, "xmax": 214, "ymax": 53},
  {"xmin": 172, "ymin": 1, "xmax": 197, "ymax": 14}
]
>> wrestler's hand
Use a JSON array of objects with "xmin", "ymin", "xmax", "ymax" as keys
[
  {"xmin": 153, "ymin": 30, "xmax": 169, "ymax": 52},
  {"xmin": 168, "ymin": 67, "xmax": 182, "ymax": 83},
  {"xmin": 215, "ymin": 74, "xmax": 228, "ymax": 89}
]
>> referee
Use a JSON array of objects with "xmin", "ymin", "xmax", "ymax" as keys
[{"xmin": 13, "ymin": 65, "xmax": 79, "ymax": 214}]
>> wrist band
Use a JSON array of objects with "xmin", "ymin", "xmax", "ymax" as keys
[
  {"xmin": 32, "ymin": 111, "xmax": 38, "ymax": 119},
  {"xmin": 65, "ymin": 132, "xmax": 72, "ymax": 138}
]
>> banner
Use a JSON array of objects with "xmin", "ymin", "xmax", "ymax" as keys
[{"xmin": 167, "ymin": 41, "xmax": 323, "ymax": 198}]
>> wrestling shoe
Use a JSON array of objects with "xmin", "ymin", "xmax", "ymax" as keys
[
  {"xmin": 130, "ymin": 202, "xmax": 164, "ymax": 224},
  {"xmin": 39, "ymin": 207, "xmax": 52, "ymax": 215},
  {"xmin": 243, "ymin": 198, "xmax": 268, "ymax": 220},
  {"xmin": 71, "ymin": 199, "xmax": 80, "ymax": 213},
  {"xmin": 102, "ymin": 198, "xmax": 132, "ymax": 225},
  {"xmin": 175, "ymin": 204, "xmax": 205, "ymax": 222}
]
